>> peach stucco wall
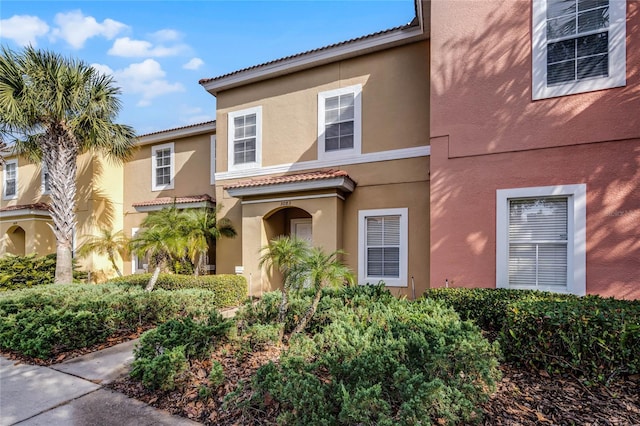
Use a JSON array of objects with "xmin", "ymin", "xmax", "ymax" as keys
[{"xmin": 430, "ymin": 0, "xmax": 640, "ymax": 298}]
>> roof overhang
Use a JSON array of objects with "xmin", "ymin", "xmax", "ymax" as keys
[
  {"xmin": 136, "ymin": 121, "xmax": 216, "ymax": 146},
  {"xmin": 0, "ymin": 208, "xmax": 51, "ymax": 219},
  {"xmin": 226, "ymin": 176, "xmax": 356, "ymax": 198},
  {"xmin": 132, "ymin": 195, "xmax": 215, "ymax": 212},
  {"xmin": 200, "ymin": 0, "xmax": 429, "ymax": 96}
]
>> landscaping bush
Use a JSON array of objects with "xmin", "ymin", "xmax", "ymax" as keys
[
  {"xmin": 249, "ymin": 287, "xmax": 501, "ymax": 425},
  {"xmin": 0, "ymin": 254, "xmax": 87, "ymax": 291},
  {"xmin": 131, "ymin": 313, "xmax": 233, "ymax": 391},
  {"xmin": 108, "ymin": 273, "xmax": 247, "ymax": 308},
  {"xmin": 0, "ymin": 284, "xmax": 224, "ymax": 359},
  {"xmin": 502, "ymin": 296, "xmax": 640, "ymax": 382},
  {"xmin": 424, "ymin": 288, "xmax": 640, "ymax": 383}
]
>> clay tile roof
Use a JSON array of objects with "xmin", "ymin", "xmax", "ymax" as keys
[
  {"xmin": 224, "ymin": 169, "xmax": 351, "ymax": 190},
  {"xmin": 199, "ymin": 24, "xmax": 410, "ymax": 85},
  {"xmin": 138, "ymin": 120, "xmax": 215, "ymax": 138},
  {"xmin": 132, "ymin": 194, "xmax": 215, "ymax": 208},
  {"xmin": 0, "ymin": 203, "xmax": 50, "ymax": 212}
]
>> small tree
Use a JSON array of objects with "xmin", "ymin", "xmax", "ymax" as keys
[
  {"xmin": 77, "ymin": 228, "xmax": 128, "ymax": 277},
  {"xmin": 259, "ymin": 236, "xmax": 310, "ymax": 332},
  {"xmin": 129, "ymin": 226, "xmax": 183, "ymax": 291},
  {"xmin": 290, "ymin": 248, "xmax": 353, "ymax": 337}
]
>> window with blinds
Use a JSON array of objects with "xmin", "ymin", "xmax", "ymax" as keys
[
  {"xmin": 366, "ymin": 215, "xmax": 401, "ymax": 278},
  {"xmin": 508, "ymin": 197, "xmax": 568, "ymax": 288},
  {"xmin": 233, "ymin": 113, "xmax": 257, "ymax": 165}
]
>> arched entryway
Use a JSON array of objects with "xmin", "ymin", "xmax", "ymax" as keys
[
  {"xmin": 6, "ymin": 226, "xmax": 26, "ymax": 256},
  {"xmin": 264, "ymin": 206, "xmax": 313, "ymax": 245}
]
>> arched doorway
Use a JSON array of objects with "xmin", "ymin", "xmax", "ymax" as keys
[
  {"xmin": 264, "ymin": 207, "xmax": 313, "ymax": 245},
  {"xmin": 6, "ymin": 226, "xmax": 26, "ymax": 256}
]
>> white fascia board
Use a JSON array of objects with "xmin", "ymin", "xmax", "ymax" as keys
[
  {"xmin": 137, "ymin": 122, "xmax": 216, "ymax": 146},
  {"xmin": 202, "ymin": 26, "xmax": 426, "ymax": 96},
  {"xmin": 133, "ymin": 200, "xmax": 214, "ymax": 213},
  {"xmin": 226, "ymin": 176, "xmax": 355, "ymax": 198},
  {"xmin": 0, "ymin": 209, "xmax": 51, "ymax": 219}
]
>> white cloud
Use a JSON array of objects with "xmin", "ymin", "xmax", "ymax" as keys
[
  {"xmin": 183, "ymin": 57, "xmax": 204, "ymax": 70},
  {"xmin": 151, "ymin": 29, "xmax": 181, "ymax": 42},
  {"xmin": 90, "ymin": 63, "xmax": 114, "ymax": 76},
  {"xmin": 0, "ymin": 15, "xmax": 49, "ymax": 46},
  {"xmin": 51, "ymin": 10, "xmax": 127, "ymax": 49},
  {"xmin": 108, "ymin": 37, "xmax": 187, "ymax": 57},
  {"xmin": 99, "ymin": 59, "xmax": 184, "ymax": 107}
]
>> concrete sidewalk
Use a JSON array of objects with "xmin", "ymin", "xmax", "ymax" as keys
[{"xmin": 0, "ymin": 339, "xmax": 200, "ymax": 426}]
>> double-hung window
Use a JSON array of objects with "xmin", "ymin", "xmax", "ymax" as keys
[
  {"xmin": 358, "ymin": 208, "xmax": 408, "ymax": 287},
  {"xmin": 496, "ymin": 184, "xmax": 586, "ymax": 295},
  {"xmin": 228, "ymin": 106, "xmax": 261, "ymax": 171},
  {"xmin": 532, "ymin": 0, "xmax": 626, "ymax": 99},
  {"xmin": 152, "ymin": 143, "xmax": 174, "ymax": 191},
  {"xmin": 318, "ymin": 85, "xmax": 362, "ymax": 159},
  {"xmin": 3, "ymin": 159, "xmax": 18, "ymax": 200}
]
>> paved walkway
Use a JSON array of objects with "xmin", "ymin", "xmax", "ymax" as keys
[{"xmin": 0, "ymin": 339, "xmax": 201, "ymax": 426}]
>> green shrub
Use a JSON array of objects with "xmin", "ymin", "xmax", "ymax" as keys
[
  {"xmin": 502, "ymin": 296, "xmax": 640, "ymax": 381},
  {"xmin": 131, "ymin": 313, "xmax": 232, "ymax": 391},
  {"xmin": 0, "ymin": 254, "xmax": 88, "ymax": 291},
  {"xmin": 249, "ymin": 289, "xmax": 500, "ymax": 425},
  {"xmin": 0, "ymin": 284, "xmax": 224, "ymax": 359},
  {"xmin": 209, "ymin": 360, "xmax": 225, "ymax": 387},
  {"xmin": 108, "ymin": 273, "xmax": 247, "ymax": 308}
]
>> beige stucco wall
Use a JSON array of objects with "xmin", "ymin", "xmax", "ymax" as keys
[{"xmin": 215, "ymin": 40, "xmax": 430, "ymax": 172}]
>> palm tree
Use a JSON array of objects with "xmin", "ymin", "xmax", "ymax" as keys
[
  {"xmin": 180, "ymin": 206, "xmax": 236, "ymax": 275},
  {"xmin": 129, "ymin": 226, "xmax": 183, "ymax": 291},
  {"xmin": 0, "ymin": 47, "xmax": 136, "ymax": 284},
  {"xmin": 290, "ymin": 248, "xmax": 353, "ymax": 337},
  {"xmin": 77, "ymin": 228, "xmax": 128, "ymax": 277},
  {"xmin": 259, "ymin": 236, "xmax": 310, "ymax": 328}
]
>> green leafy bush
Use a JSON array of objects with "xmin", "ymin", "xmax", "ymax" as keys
[
  {"xmin": 0, "ymin": 284, "xmax": 224, "ymax": 359},
  {"xmin": 502, "ymin": 296, "xmax": 640, "ymax": 381},
  {"xmin": 0, "ymin": 254, "xmax": 87, "ymax": 291},
  {"xmin": 131, "ymin": 313, "xmax": 232, "ymax": 391},
  {"xmin": 108, "ymin": 273, "xmax": 247, "ymax": 308},
  {"xmin": 249, "ymin": 287, "xmax": 500, "ymax": 425},
  {"xmin": 209, "ymin": 360, "xmax": 225, "ymax": 387}
]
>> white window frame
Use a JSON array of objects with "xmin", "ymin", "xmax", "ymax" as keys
[
  {"xmin": 41, "ymin": 163, "xmax": 51, "ymax": 195},
  {"xmin": 210, "ymin": 135, "xmax": 216, "ymax": 185},
  {"xmin": 227, "ymin": 106, "xmax": 262, "ymax": 172},
  {"xmin": 532, "ymin": 0, "xmax": 626, "ymax": 100},
  {"xmin": 358, "ymin": 208, "xmax": 408, "ymax": 288},
  {"xmin": 496, "ymin": 184, "xmax": 586, "ymax": 295},
  {"xmin": 318, "ymin": 84, "xmax": 362, "ymax": 160},
  {"xmin": 3, "ymin": 159, "xmax": 18, "ymax": 200},
  {"xmin": 131, "ymin": 228, "xmax": 148, "ymax": 274},
  {"xmin": 151, "ymin": 142, "xmax": 175, "ymax": 191}
]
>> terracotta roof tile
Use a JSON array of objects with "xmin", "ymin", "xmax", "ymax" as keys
[
  {"xmin": 0, "ymin": 203, "xmax": 50, "ymax": 212},
  {"xmin": 224, "ymin": 169, "xmax": 351, "ymax": 189},
  {"xmin": 132, "ymin": 194, "xmax": 215, "ymax": 208},
  {"xmin": 199, "ymin": 24, "xmax": 411, "ymax": 85},
  {"xmin": 138, "ymin": 121, "xmax": 215, "ymax": 138}
]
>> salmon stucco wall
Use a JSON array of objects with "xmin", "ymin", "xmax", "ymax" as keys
[{"xmin": 430, "ymin": 0, "xmax": 640, "ymax": 298}]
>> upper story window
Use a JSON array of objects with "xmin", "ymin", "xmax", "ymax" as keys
[
  {"xmin": 227, "ymin": 106, "xmax": 262, "ymax": 171},
  {"xmin": 151, "ymin": 142, "xmax": 174, "ymax": 191},
  {"xmin": 3, "ymin": 159, "xmax": 18, "ymax": 200},
  {"xmin": 41, "ymin": 164, "xmax": 51, "ymax": 195},
  {"xmin": 318, "ymin": 84, "xmax": 362, "ymax": 159},
  {"xmin": 532, "ymin": 0, "xmax": 626, "ymax": 100}
]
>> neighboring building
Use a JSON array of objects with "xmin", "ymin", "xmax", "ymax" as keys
[
  {"xmin": 2, "ymin": 0, "xmax": 638, "ymax": 298},
  {"xmin": 429, "ymin": 0, "xmax": 639, "ymax": 299}
]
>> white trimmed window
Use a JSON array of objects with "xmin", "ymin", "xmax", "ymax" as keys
[
  {"xmin": 228, "ymin": 106, "xmax": 262, "ymax": 171},
  {"xmin": 151, "ymin": 143, "xmax": 174, "ymax": 191},
  {"xmin": 131, "ymin": 228, "xmax": 149, "ymax": 274},
  {"xmin": 3, "ymin": 159, "xmax": 18, "ymax": 200},
  {"xmin": 358, "ymin": 208, "xmax": 408, "ymax": 287},
  {"xmin": 532, "ymin": 0, "xmax": 626, "ymax": 100},
  {"xmin": 41, "ymin": 164, "xmax": 51, "ymax": 195},
  {"xmin": 496, "ymin": 184, "xmax": 586, "ymax": 295},
  {"xmin": 318, "ymin": 84, "xmax": 362, "ymax": 159}
]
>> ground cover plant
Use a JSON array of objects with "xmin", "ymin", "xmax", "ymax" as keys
[
  {"xmin": 0, "ymin": 254, "xmax": 86, "ymax": 291},
  {"xmin": 113, "ymin": 285, "xmax": 502, "ymax": 425},
  {"xmin": 0, "ymin": 283, "xmax": 236, "ymax": 360}
]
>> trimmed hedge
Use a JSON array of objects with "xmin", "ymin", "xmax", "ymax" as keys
[
  {"xmin": 424, "ymin": 288, "xmax": 640, "ymax": 382},
  {"xmin": 108, "ymin": 273, "xmax": 247, "ymax": 309},
  {"xmin": 0, "ymin": 284, "xmax": 224, "ymax": 359},
  {"xmin": 0, "ymin": 254, "xmax": 86, "ymax": 291}
]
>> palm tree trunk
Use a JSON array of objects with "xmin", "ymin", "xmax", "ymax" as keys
[
  {"xmin": 108, "ymin": 252, "xmax": 123, "ymax": 277},
  {"xmin": 146, "ymin": 265, "xmax": 161, "ymax": 292},
  {"xmin": 290, "ymin": 287, "xmax": 323, "ymax": 337},
  {"xmin": 194, "ymin": 252, "xmax": 205, "ymax": 276},
  {"xmin": 55, "ymin": 243, "xmax": 74, "ymax": 284}
]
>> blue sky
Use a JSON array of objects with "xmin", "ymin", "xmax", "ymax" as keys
[{"xmin": 0, "ymin": 1, "xmax": 414, "ymax": 135}]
